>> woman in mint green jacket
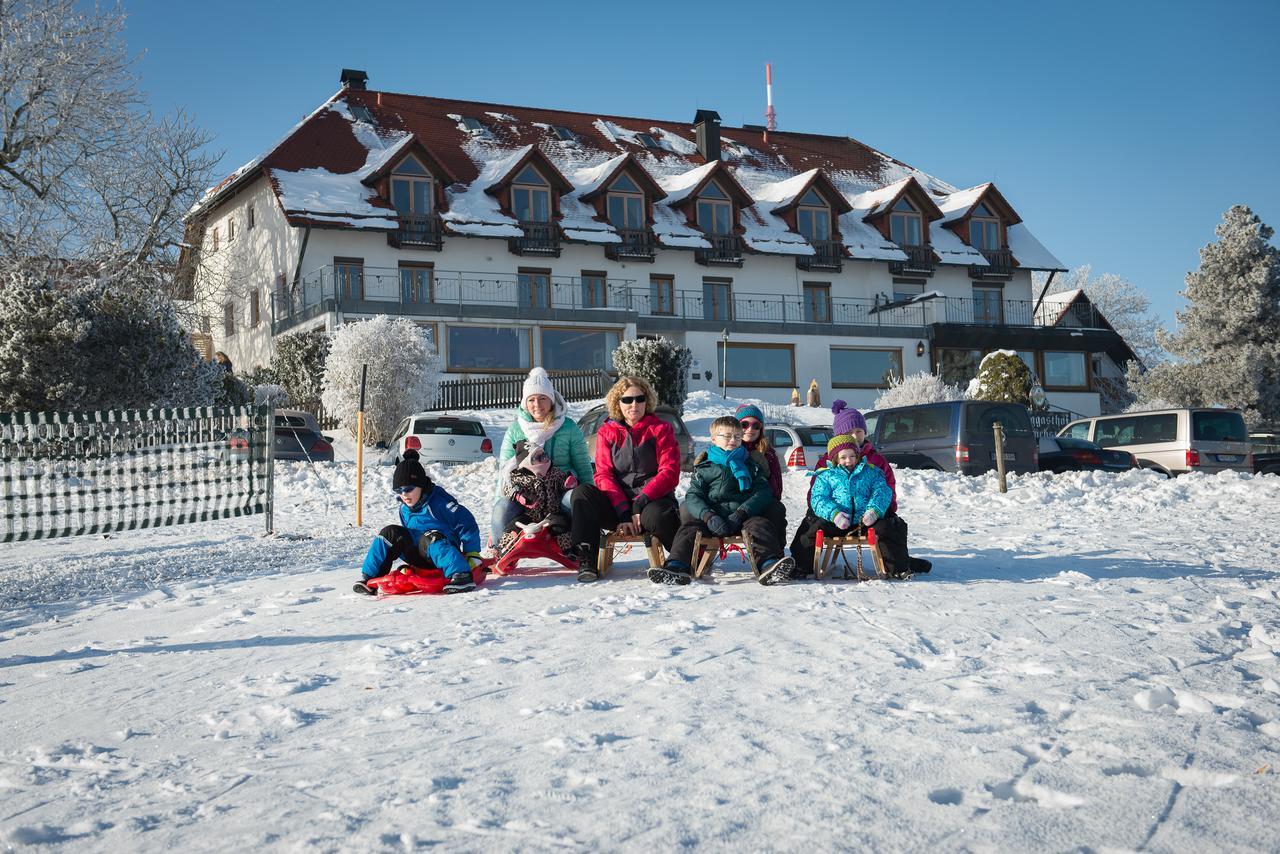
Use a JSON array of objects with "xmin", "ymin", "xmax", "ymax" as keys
[{"xmin": 489, "ymin": 368, "xmax": 592, "ymax": 549}]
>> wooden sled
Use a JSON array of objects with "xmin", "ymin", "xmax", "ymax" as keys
[
  {"xmin": 690, "ymin": 529, "xmax": 757, "ymax": 580},
  {"xmin": 814, "ymin": 528, "xmax": 886, "ymax": 581},
  {"xmin": 598, "ymin": 531, "xmax": 666, "ymax": 578}
]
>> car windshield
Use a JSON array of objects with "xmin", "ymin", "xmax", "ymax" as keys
[
  {"xmin": 412, "ymin": 419, "xmax": 484, "ymax": 436},
  {"xmin": 1192, "ymin": 411, "xmax": 1246, "ymax": 443},
  {"xmin": 796, "ymin": 426, "xmax": 833, "ymax": 446},
  {"xmin": 966, "ymin": 404, "xmax": 1033, "ymax": 438}
]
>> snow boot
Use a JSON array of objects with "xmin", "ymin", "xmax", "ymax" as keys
[
  {"xmin": 648, "ymin": 560, "xmax": 691, "ymax": 585},
  {"xmin": 757, "ymin": 556, "xmax": 795, "ymax": 586},
  {"xmin": 353, "ymin": 578, "xmax": 376, "ymax": 596},
  {"xmin": 576, "ymin": 545, "xmax": 599, "ymax": 583},
  {"xmin": 442, "ymin": 574, "xmax": 476, "ymax": 594}
]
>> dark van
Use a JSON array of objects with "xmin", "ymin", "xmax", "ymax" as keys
[{"xmin": 864, "ymin": 401, "xmax": 1038, "ymax": 475}]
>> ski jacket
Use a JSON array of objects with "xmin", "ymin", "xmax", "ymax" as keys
[
  {"xmin": 806, "ymin": 441, "xmax": 897, "ymax": 515},
  {"xmin": 594, "ymin": 414, "xmax": 681, "ymax": 515},
  {"xmin": 397, "ymin": 484, "xmax": 482, "ymax": 554},
  {"xmin": 682, "ymin": 455, "xmax": 773, "ymax": 522},
  {"xmin": 810, "ymin": 459, "xmax": 893, "ymax": 524},
  {"xmin": 497, "ymin": 412, "xmax": 592, "ymax": 484},
  {"xmin": 694, "ymin": 446, "xmax": 782, "ymax": 500}
]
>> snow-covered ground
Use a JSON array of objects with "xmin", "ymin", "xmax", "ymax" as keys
[{"xmin": 3, "ymin": 392, "xmax": 1279, "ymax": 851}]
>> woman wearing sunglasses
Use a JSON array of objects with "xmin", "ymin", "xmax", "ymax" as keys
[
  {"xmin": 569, "ymin": 375, "xmax": 681, "ymax": 581},
  {"xmin": 733, "ymin": 403, "xmax": 788, "ymax": 544},
  {"xmin": 491, "ymin": 367, "xmax": 592, "ymax": 551}
]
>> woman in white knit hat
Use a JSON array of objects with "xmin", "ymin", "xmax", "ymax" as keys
[{"xmin": 489, "ymin": 367, "xmax": 592, "ymax": 550}]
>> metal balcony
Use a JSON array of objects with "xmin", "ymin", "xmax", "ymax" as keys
[
  {"xmin": 694, "ymin": 234, "xmax": 744, "ymax": 267},
  {"xmin": 387, "ymin": 213, "xmax": 444, "ymax": 250},
  {"xmin": 508, "ymin": 221, "xmax": 561, "ymax": 257},
  {"xmin": 605, "ymin": 228, "xmax": 657, "ymax": 262},
  {"xmin": 796, "ymin": 239, "xmax": 844, "ymax": 272},
  {"xmin": 887, "ymin": 243, "xmax": 936, "ymax": 277},
  {"xmin": 970, "ymin": 247, "xmax": 1015, "ymax": 280}
]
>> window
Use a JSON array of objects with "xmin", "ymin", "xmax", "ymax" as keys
[
  {"xmin": 703, "ymin": 278, "xmax": 732, "ymax": 321},
  {"xmin": 351, "ymin": 104, "xmax": 374, "ymax": 123},
  {"xmin": 512, "ymin": 165, "xmax": 551, "ymax": 222},
  {"xmin": 200, "ymin": 314, "xmax": 211, "ymax": 334},
  {"xmin": 1063, "ymin": 421, "xmax": 1091, "ymax": 440},
  {"xmin": 796, "ymin": 188, "xmax": 831, "ymax": 242},
  {"xmin": 541, "ymin": 327, "xmax": 620, "ymax": 372},
  {"xmin": 551, "ymin": 125, "xmax": 577, "ymax": 142},
  {"xmin": 607, "ymin": 174, "xmax": 645, "ymax": 229},
  {"xmin": 223, "ymin": 302, "xmax": 235, "ymax": 337},
  {"xmin": 765, "ymin": 428, "xmax": 793, "ymax": 449},
  {"xmin": 1095, "ymin": 414, "xmax": 1177, "ymax": 447},
  {"xmin": 249, "ymin": 289, "xmax": 260, "ymax": 327},
  {"xmin": 830, "ymin": 347, "xmax": 903, "ymax": 388},
  {"xmin": 716, "ymin": 342, "xmax": 795, "ymax": 387},
  {"xmin": 973, "ymin": 285, "xmax": 1004, "ymax": 324},
  {"xmin": 211, "ymin": 226, "xmax": 219, "ymax": 252},
  {"xmin": 939, "ymin": 348, "xmax": 981, "ymax": 385},
  {"xmin": 247, "ymin": 205, "xmax": 255, "ymax": 230},
  {"xmin": 227, "ymin": 218, "xmax": 236, "ymax": 241},
  {"xmin": 636, "ymin": 132, "xmax": 660, "ymax": 149},
  {"xmin": 276, "ymin": 274, "xmax": 287, "ymax": 308},
  {"xmin": 893, "ymin": 280, "xmax": 925, "ymax": 303},
  {"xmin": 447, "ymin": 325, "xmax": 532, "ymax": 371},
  {"xmin": 889, "ymin": 197, "xmax": 922, "ymax": 246},
  {"xmin": 1043, "ymin": 351, "xmax": 1088, "ymax": 388},
  {"xmin": 1192, "ymin": 410, "xmax": 1246, "ymax": 443},
  {"xmin": 1015, "ymin": 351, "xmax": 1036, "ymax": 376},
  {"xmin": 462, "ymin": 116, "xmax": 486, "ymax": 132},
  {"xmin": 968, "ymin": 202, "xmax": 1000, "ymax": 250},
  {"xmin": 335, "ymin": 257, "xmax": 364, "ymax": 301},
  {"xmin": 879, "ymin": 406, "xmax": 952, "ymax": 443},
  {"xmin": 518, "ymin": 268, "xmax": 551, "ymax": 308},
  {"xmin": 696, "ymin": 181, "xmax": 733, "ymax": 234},
  {"xmin": 803, "ymin": 283, "xmax": 831, "ymax": 323},
  {"xmin": 581, "ymin": 271, "xmax": 607, "ymax": 308},
  {"xmin": 399, "ymin": 263, "xmax": 433, "ymax": 303},
  {"xmin": 391, "ymin": 155, "xmax": 434, "ymax": 218},
  {"xmin": 966, "ymin": 403, "xmax": 1033, "ymax": 437},
  {"xmin": 650, "ymin": 275, "xmax": 675, "ymax": 315}
]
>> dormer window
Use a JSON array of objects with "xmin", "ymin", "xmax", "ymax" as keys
[
  {"xmin": 796, "ymin": 188, "xmax": 831, "ymax": 242},
  {"xmin": 696, "ymin": 180, "xmax": 733, "ymax": 235},
  {"xmin": 606, "ymin": 173, "xmax": 645, "ymax": 229},
  {"xmin": 391, "ymin": 156, "xmax": 434, "ymax": 217},
  {"xmin": 512, "ymin": 164, "xmax": 551, "ymax": 222},
  {"xmin": 461, "ymin": 116, "xmax": 486, "ymax": 132},
  {"xmin": 889, "ymin": 197, "xmax": 923, "ymax": 246},
  {"xmin": 968, "ymin": 202, "xmax": 1001, "ymax": 250}
]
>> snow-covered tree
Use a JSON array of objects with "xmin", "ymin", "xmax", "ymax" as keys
[
  {"xmin": 872, "ymin": 371, "xmax": 965, "ymax": 410},
  {"xmin": 1038, "ymin": 265, "xmax": 1167, "ymax": 368},
  {"xmin": 1128, "ymin": 206, "xmax": 1280, "ymax": 424},
  {"xmin": 272, "ymin": 329, "xmax": 330, "ymax": 407},
  {"xmin": 612, "ymin": 337, "xmax": 693, "ymax": 414},
  {"xmin": 321, "ymin": 317, "xmax": 440, "ymax": 444},
  {"xmin": 968, "ymin": 350, "xmax": 1033, "ymax": 405}
]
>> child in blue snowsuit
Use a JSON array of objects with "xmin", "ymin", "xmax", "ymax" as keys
[
  {"xmin": 354, "ymin": 449, "xmax": 482, "ymax": 595},
  {"xmin": 790, "ymin": 432, "xmax": 894, "ymax": 577}
]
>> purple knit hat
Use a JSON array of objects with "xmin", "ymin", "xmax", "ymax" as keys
[{"xmin": 831, "ymin": 399, "xmax": 867, "ymax": 435}]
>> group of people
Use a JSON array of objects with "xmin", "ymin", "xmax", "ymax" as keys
[{"xmin": 354, "ymin": 368, "xmax": 926, "ymax": 595}]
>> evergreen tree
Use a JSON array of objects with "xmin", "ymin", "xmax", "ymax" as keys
[
  {"xmin": 968, "ymin": 350, "xmax": 1033, "ymax": 406},
  {"xmin": 1130, "ymin": 206, "xmax": 1280, "ymax": 424},
  {"xmin": 612, "ymin": 337, "xmax": 693, "ymax": 414},
  {"xmin": 272, "ymin": 329, "xmax": 330, "ymax": 408}
]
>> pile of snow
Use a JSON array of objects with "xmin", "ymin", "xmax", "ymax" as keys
[{"xmin": 1, "ymin": 392, "xmax": 1277, "ymax": 849}]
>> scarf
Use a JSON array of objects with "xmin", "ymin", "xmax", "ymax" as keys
[
  {"xmin": 708, "ymin": 444, "xmax": 752, "ymax": 492},
  {"xmin": 497, "ymin": 408, "xmax": 566, "ymax": 488}
]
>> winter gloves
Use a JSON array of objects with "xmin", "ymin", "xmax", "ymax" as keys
[
  {"xmin": 465, "ymin": 551, "xmax": 485, "ymax": 569},
  {"xmin": 727, "ymin": 510, "xmax": 747, "ymax": 533},
  {"xmin": 704, "ymin": 513, "xmax": 731, "ymax": 537},
  {"xmin": 832, "ymin": 512, "xmax": 852, "ymax": 530},
  {"xmin": 861, "ymin": 509, "xmax": 880, "ymax": 528},
  {"xmin": 564, "ymin": 474, "xmax": 579, "ymax": 490}
]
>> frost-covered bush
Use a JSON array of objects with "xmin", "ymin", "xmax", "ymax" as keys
[
  {"xmin": 612, "ymin": 337, "xmax": 693, "ymax": 414},
  {"xmin": 253, "ymin": 384, "xmax": 289, "ymax": 408},
  {"xmin": 872, "ymin": 372, "xmax": 965, "ymax": 410},
  {"xmin": 272, "ymin": 329, "xmax": 330, "ymax": 407},
  {"xmin": 321, "ymin": 316, "xmax": 440, "ymax": 445},
  {"xmin": 968, "ymin": 350, "xmax": 1033, "ymax": 405}
]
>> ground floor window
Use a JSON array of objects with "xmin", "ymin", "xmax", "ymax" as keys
[
  {"xmin": 831, "ymin": 347, "xmax": 902, "ymax": 388},
  {"xmin": 447, "ymin": 325, "xmax": 531, "ymax": 371},
  {"xmin": 716, "ymin": 342, "xmax": 795, "ymax": 387},
  {"xmin": 1043, "ymin": 350, "xmax": 1088, "ymax": 389},
  {"xmin": 939, "ymin": 348, "xmax": 981, "ymax": 385},
  {"xmin": 541, "ymin": 327, "xmax": 620, "ymax": 372}
]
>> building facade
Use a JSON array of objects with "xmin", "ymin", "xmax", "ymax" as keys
[{"xmin": 186, "ymin": 69, "xmax": 1132, "ymax": 415}]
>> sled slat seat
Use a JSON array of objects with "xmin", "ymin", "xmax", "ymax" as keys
[
  {"xmin": 598, "ymin": 532, "xmax": 666, "ymax": 577},
  {"xmin": 815, "ymin": 529, "xmax": 885, "ymax": 580},
  {"xmin": 690, "ymin": 529, "xmax": 757, "ymax": 580}
]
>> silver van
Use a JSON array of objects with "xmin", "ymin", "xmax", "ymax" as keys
[
  {"xmin": 865, "ymin": 401, "xmax": 1038, "ymax": 476},
  {"xmin": 1058, "ymin": 408, "xmax": 1251, "ymax": 476}
]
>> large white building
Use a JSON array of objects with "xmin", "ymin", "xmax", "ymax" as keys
[{"xmin": 186, "ymin": 69, "xmax": 1134, "ymax": 415}]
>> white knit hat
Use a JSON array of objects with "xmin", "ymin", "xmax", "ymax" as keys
[{"xmin": 522, "ymin": 367, "xmax": 566, "ymax": 414}]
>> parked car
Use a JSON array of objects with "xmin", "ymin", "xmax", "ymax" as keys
[
  {"xmin": 275, "ymin": 409, "xmax": 323, "ymax": 433},
  {"xmin": 1249, "ymin": 429, "xmax": 1280, "ymax": 476},
  {"xmin": 381, "ymin": 414, "xmax": 492, "ymax": 466},
  {"xmin": 864, "ymin": 401, "xmax": 1038, "ymax": 475},
  {"xmin": 1038, "ymin": 435, "xmax": 1137, "ymax": 474},
  {"xmin": 273, "ymin": 426, "xmax": 335, "ymax": 462},
  {"xmin": 764, "ymin": 423, "xmax": 834, "ymax": 470},
  {"xmin": 1058, "ymin": 408, "xmax": 1252, "ymax": 477},
  {"xmin": 578, "ymin": 404, "xmax": 695, "ymax": 471}
]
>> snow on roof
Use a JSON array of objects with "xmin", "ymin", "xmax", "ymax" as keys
[
  {"xmin": 849, "ymin": 177, "xmax": 914, "ymax": 219},
  {"xmin": 751, "ymin": 169, "xmax": 821, "ymax": 208},
  {"xmin": 658, "ymin": 161, "xmax": 720, "ymax": 206},
  {"xmin": 439, "ymin": 143, "xmax": 529, "ymax": 236},
  {"xmin": 937, "ymin": 184, "xmax": 990, "ymax": 224},
  {"xmin": 1007, "ymin": 223, "xmax": 1066, "ymax": 271}
]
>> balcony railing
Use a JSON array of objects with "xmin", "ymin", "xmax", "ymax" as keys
[
  {"xmin": 387, "ymin": 213, "xmax": 444, "ymax": 249},
  {"xmin": 1034, "ymin": 300, "xmax": 1106, "ymax": 329},
  {"xmin": 970, "ymin": 247, "xmax": 1015, "ymax": 279},
  {"xmin": 694, "ymin": 234, "xmax": 744, "ymax": 267},
  {"xmin": 887, "ymin": 243, "xmax": 936, "ymax": 276},
  {"xmin": 938, "ymin": 297, "xmax": 1035, "ymax": 326},
  {"xmin": 796, "ymin": 238, "xmax": 845, "ymax": 272},
  {"xmin": 605, "ymin": 228, "xmax": 657, "ymax": 262},
  {"xmin": 508, "ymin": 221, "xmax": 560, "ymax": 256}
]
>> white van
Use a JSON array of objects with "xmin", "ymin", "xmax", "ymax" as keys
[{"xmin": 1058, "ymin": 408, "xmax": 1252, "ymax": 476}]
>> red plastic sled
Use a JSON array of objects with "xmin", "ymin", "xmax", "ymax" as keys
[
  {"xmin": 494, "ymin": 527, "xmax": 577, "ymax": 575},
  {"xmin": 366, "ymin": 561, "xmax": 490, "ymax": 595}
]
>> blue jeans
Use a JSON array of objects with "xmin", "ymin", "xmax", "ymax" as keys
[{"xmin": 489, "ymin": 492, "xmax": 572, "ymax": 549}]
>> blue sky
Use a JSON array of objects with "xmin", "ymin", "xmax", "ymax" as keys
[{"xmin": 125, "ymin": 0, "xmax": 1278, "ymax": 326}]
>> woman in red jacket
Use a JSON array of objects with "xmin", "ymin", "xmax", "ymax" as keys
[{"xmin": 570, "ymin": 375, "xmax": 681, "ymax": 582}]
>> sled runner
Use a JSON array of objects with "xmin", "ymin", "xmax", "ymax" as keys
[
  {"xmin": 814, "ymin": 528, "xmax": 885, "ymax": 581},
  {"xmin": 598, "ymin": 531, "xmax": 666, "ymax": 578},
  {"xmin": 494, "ymin": 526, "xmax": 577, "ymax": 575},
  {"xmin": 690, "ymin": 529, "xmax": 758, "ymax": 580}
]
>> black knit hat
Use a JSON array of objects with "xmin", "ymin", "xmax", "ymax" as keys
[{"xmin": 393, "ymin": 449, "xmax": 432, "ymax": 490}]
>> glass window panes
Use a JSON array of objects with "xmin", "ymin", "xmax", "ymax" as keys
[
  {"xmin": 970, "ymin": 218, "xmax": 1000, "ymax": 250},
  {"xmin": 697, "ymin": 201, "xmax": 732, "ymax": 234},
  {"xmin": 1095, "ymin": 413, "xmax": 1177, "ymax": 447},
  {"xmin": 797, "ymin": 207, "xmax": 830, "ymax": 241},
  {"xmin": 447, "ymin": 326, "xmax": 531, "ymax": 371},
  {"xmin": 514, "ymin": 165, "xmax": 547, "ymax": 186},
  {"xmin": 893, "ymin": 197, "xmax": 917, "ymax": 213},
  {"xmin": 513, "ymin": 187, "xmax": 550, "ymax": 222},
  {"xmin": 766, "ymin": 428, "xmax": 792, "ymax": 448},
  {"xmin": 608, "ymin": 194, "xmax": 644, "ymax": 228},
  {"xmin": 799, "ymin": 188, "xmax": 824, "ymax": 206},
  {"xmin": 611, "ymin": 173, "xmax": 640, "ymax": 193},
  {"xmin": 940, "ymin": 349, "xmax": 981, "ymax": 385},
  {"xmin": 880, "ymin": 406, "xmax": 951, "ymax": 442},
  {"xmin": 1192, "ymin": 410, "xmax": 1246, "ymax": 443},
  {"xmin": 541, "ymin": 328, "xmax": 619, "ymax": 372},
  {"xmin": 392, "ymin": 178, "xmax": 431, "ymax": 214},
  {"xmin": 393, "ymin": 156, "xmax": 429, "ymax": 175},
  {"xmin": 1015, "ymin": 351, "xmax": 1036, "ymax": 376},
  {"xmin": 462, "ymin": 116, "xmax": 485, "ymax": 131},
  {"xmin": 1064, "ymin": 421, "xmax": 1090, "ymax": 440},
  {"xmin": 972, "ymin": 202, "xmax": 992, "ymax": 217},
  {"xmin": 552, "ymin": 125, "xmax": 576, "ymax": 141},
  {"xmin": 336, "ymin": 261, "xmax": 363, "ymax": 300},
  {"xmin": 893, "ymin": 281, "xmax": 925, "ymax": 303},
  {"xmin": 518, "ymin": 271, "xmax": 551, "ymax": 308},
  {"xmin": 581, "ymin": 273, "xmax": 607, "ymax": 308},
  {"xmin": 702, "ymin": 280, "xmax": 732, "ymax": 321},
  {"xmin": 635, "ymin": 133, "xmax": 659, "ymax": 149},
  {"xmin": 717, "ymin": 343, "xmax": 794, "ymax": 386},
  {"xmin": 890, "ymin": 213, "xmax": 922, "ymax": 246},
  {"xmin": 1043, "ymin": 351, "xmax": 1087, "ymax": 387},
  {"xmin": 400, "ymin": 266, "xmax": 431, "ymax": 303},
  {"xmin": 650, "ymin": 276, "xmax": 674, "ymax": 314},
  {"xmin": 700, "ymin": 181, "xmax": 728, "ymax": 200},
  {"xmin": 830, "ymin": 348, "xmax": 902, "ymax": 387},
  {"xmin": 973, "ymin": 287, "xmax": 1003, "ymax": 323},
  {"xmin": 803, "ymin": 284, "xmax": 831, "ymax": 323}
]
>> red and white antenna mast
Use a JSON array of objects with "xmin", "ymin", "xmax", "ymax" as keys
[{"xmin": 764, "ymin": 63, "xmax": 777, "ymax": 141}]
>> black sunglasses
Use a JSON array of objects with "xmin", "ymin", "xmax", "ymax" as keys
[
  {"xmin": 620, "ymin": 394, "xmax": 647, "ymax": 405},
  {"xmin": 392, "ymin": 485, "xmax": 418, "ymax": 495}
]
